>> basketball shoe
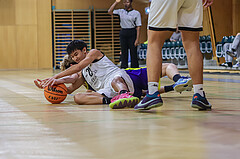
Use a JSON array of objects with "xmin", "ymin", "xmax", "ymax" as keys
[
  {"xmin": 219, "ymin": 62, "xmax": 233, "ymax": 67},
  {"xmin": 173, "ymin": 76, "xmax": 193, "ymax": 93},
  {"xmin": 191, "ymin": 92, "xmax": 212, "ymax": 110},
  {"xmin": 134, "ymin": 91, "xmax": 163, "ymax": 110},
  {"xmin": 109, "ymin": 92, "xmax": 139, "ymax": 109}
]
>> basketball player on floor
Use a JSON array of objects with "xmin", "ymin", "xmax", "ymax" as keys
[
  {"xmin": 58, "ymin": 55, "xmax": 193, "ymax": 99},
  {"xmin": 36, "ymin": 40, "xmax": 138, "ymax": 109},
  {"xmin": 34, "ymin": 40, "xmax": 192, "ymax": 109}
]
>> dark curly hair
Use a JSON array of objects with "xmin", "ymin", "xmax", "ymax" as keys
[{"xmin": 66, "ymin": 40, "xmax": 87, "ymax": 55}]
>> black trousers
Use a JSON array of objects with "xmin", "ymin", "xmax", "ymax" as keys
[{"xmin": 120, "ymin": 28, "xmax": 139, "ymax": 69}]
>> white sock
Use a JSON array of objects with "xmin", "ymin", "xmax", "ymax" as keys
[
  {"xmin": 193, "ymin": 84, "xmax": 204, "ymax": 96},
  {"xmin": 148, "ymin": 82, "xmax": 159, "ymax": 95}
]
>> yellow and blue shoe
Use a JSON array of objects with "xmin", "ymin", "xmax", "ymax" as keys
[{"xmin": 173, "ymin": 76, "xmax": 193, "ymax": 93}]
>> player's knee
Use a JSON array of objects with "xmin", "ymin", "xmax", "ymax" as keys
[
  {"xmin": 74, "ymin": 93, "xmax": 87, "ymax": 105},
  {"xmin": 169, "ymin": 63, "xmax": 176, "ymax": 68},
  {"xmin": 111, "ymin": 76, "xmax": 123, "ymax": 86},
  {"xmin": 166, "ymin": 63, "xmax": 176, "ymax": 69},
  {"xmin": 112, "ymin": 76, "xmax": 123, "ymax": 84}
]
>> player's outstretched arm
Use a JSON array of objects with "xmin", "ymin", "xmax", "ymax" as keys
[
  {"xmin": 34, "ymin": 73, "xmax": 79, "ymax": 89},
  {"xmin": 40, "ymin": 49, "xmax": 102, "ymax": 87},
  {"xmin": 56, "ymin": 73, "xmax": 79, "ymax": 84},
  {"xmin": 67, "ymin": 72, "xmax": 85, "ymax": 94}
]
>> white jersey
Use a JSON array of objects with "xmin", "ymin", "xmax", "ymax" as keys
[{"xmin": 82, "ymin": 55, "xmax": 134, "ymax": 98}]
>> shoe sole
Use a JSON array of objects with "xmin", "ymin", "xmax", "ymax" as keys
[
  {"xmin": 191, "ymin": 103, "xmax": 212, "ymax": 111},
  {"xmin": 109, "ymin": 97, "xmax": 139, "ymax": 109},
  {"xmin": 174, "ymin": 79, "xmax": 193, "ymax": 92},
  {"xmin": 135, "ymin": 102, "xmax": 163, "ymax": 110}
]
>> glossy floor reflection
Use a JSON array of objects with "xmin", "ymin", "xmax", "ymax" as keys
[{"xmin": 0, "ymin": 69, "xmax": 240, "ymax": 159}]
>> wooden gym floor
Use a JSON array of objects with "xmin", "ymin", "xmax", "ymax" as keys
[{"xmin": 0, "ymin": 69, "xmax": 240, "ymax": 159}]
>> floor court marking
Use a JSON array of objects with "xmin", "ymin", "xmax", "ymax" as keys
[{"xmin": 203, "ymin": 77, "xmax": 240, "ymax": 83}]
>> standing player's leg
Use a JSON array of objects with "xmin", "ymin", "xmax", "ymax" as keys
[
  {"xmin": 177, "ymin": 0, "xmax": 211, "ymax": 110},
  {"xmin": 134, "ymin": 0, "xmax": 175, "ymax": 110},
  {"xmin": 181, "ymin": 30, "xmax": 211, "ymax": 110},
  {"xmin": 134, "ymin": 31, "xmax": 172, "ymax": 110},
  {"xmin": 181, "ymin": 31, "xmax": 203, "ymax": 91}
]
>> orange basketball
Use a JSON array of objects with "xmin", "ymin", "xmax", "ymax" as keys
[{"xmin": 44, "ymin": 83, "xmax": 67, "ymax": 104}]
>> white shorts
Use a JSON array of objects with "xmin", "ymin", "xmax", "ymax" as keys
[
  {"xmin": 148, "ymin": 0, "xmax": 203, "ymax": 31},
  {"xmin": 97, "ymin": 69, "xmax": 134, "ymax": 98}
]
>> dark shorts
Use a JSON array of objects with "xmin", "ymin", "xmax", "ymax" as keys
[{"xmin": 125, "ymin": 67, "xmax": 148, "ymax": 98}]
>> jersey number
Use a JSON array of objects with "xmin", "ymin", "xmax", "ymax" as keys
[{"xmin": 86, "ymin": 67, "xmax": 93, "ymax": 77}]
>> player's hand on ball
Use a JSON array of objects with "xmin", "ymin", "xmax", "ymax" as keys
[
  {"xmin": 50, "ymin": 78, "xmax": 60, "ymax": 86},
  {"xmin": 34, "ymin": 79, "xmax": 44, "ymax": 89},
  {"xmin": 34, "ymin": 78, "xmax": 51, "ymax": 89},
  {"xmin": 41, "ymin": 77, "xmax": 57, "ymax": 88}
]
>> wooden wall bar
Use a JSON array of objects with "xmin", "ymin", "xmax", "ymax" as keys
[
  {"xmin": 0, "ymin": 0, "xmax": 239, "ymax": 69},
  {"xmin": 233, "ymin": 0, "xmax": 240, "ymax": 35},
  {"xmin": 54, "ymin": 0, "xmax": 148, "ymax": 44},
  {"xmin": 0, "ymin": 0, "xmax": 52, "ymax": 69},
  {"xmin": 211, "ymin": 0, "xmax": 233, "ymax": 42},
  {"xmin": 37, "ymin": 0, "xmax": 53, "ymax": 69}
]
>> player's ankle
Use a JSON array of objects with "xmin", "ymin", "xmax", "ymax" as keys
[
  {"xmin": 193, "ymin": 84, "xmax": 204, "ymax": 96},
  {"xmin": 103, "ymin": 97, "xmax": 111, "ymax": 104},
  {"xmin": 148, "ymin": 82, "xmax": 159, "ymax": 95}
]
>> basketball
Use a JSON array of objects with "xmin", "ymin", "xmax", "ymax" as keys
[{"xmin": 44, "ymin": 83, "xmax": 67, "ymax": 104}]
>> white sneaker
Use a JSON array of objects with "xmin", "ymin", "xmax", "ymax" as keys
[{"xmin": 233, "ymin": 62, "xmax": 240, "ymax": 68}]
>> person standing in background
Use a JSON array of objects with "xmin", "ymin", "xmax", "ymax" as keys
[{"xmin": 108, "ymin": 0, "xmax": 142, "ymax": 68}]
